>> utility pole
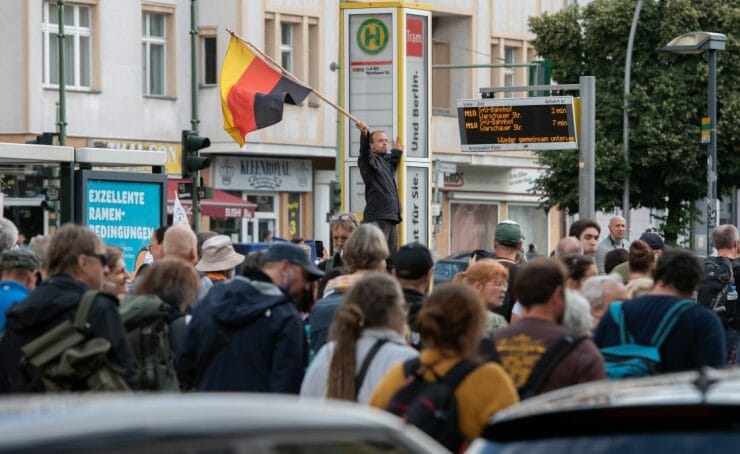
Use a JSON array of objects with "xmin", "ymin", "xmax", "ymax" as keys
[{"xmin": 190, "ymin": 0, "xmax": 202, "ymax": 232}]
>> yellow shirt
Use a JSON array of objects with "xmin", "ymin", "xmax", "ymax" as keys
[{"xmin": 368, "ymin": 348, "xmax": 519, "ymax": 441}]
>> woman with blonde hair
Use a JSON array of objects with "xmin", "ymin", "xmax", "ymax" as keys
[
  {"xmin": 369, "ymin": 284, "xmax": 518, "ymax": 449},
  {"xmin": 300, "ymin": 272, "xmax": 417, "ymax": 403},
  {"xmin": 453, "ymin": 260, "xmax": 509, "ymax": 334}
]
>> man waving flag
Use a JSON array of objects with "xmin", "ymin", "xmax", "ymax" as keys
[{"xmin": 220, "ymin": 34, "xmax": 312, "ymax": 146}]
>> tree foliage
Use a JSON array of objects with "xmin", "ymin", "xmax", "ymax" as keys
[{"xmin": 529, "ymin": 0, "xmax": 739, "ymax": 243}]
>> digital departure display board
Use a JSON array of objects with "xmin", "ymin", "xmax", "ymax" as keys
[{"xmin": 457, "ymin": 96, "xmax": 578, "ymax": 152}]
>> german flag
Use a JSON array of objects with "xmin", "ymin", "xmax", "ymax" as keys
[{"xmin": 220, "ymin": 35, "xmax": 311, "ymax": 146}]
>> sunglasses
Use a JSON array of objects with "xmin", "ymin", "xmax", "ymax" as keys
[{"xmin": 330, "ymin": 214, "xmax": 359, "ymax": 226}]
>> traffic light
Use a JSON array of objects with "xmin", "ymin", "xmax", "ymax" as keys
[
  {"xmin": 181, "ymin": 130, "xmax": 211, "ymax": 178},
  {"xmin": 330, "ymin": 180, "xmax": 342, "ymax": 213}
]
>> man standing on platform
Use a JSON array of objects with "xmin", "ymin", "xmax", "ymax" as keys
[{"xmin": 356, "ymin": 121, "xmax": 403, "ymax": 254}]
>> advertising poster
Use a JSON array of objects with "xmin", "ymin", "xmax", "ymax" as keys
[{"xmin": 78, "ymin": 171, "xmax": 166, "ymax": 272}]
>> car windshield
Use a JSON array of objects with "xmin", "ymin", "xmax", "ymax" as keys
[{"xmin": 473, "ymin": 432, "xmax": 740, "ymax": 454}]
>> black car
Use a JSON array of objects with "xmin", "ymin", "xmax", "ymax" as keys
[
  {"xmin": 468, "ymin": 368, "xmax": 740, "ymax": 453},
  {"xmin": 433, "ymin": 258, "xmax": 468, "ymax": 285}
]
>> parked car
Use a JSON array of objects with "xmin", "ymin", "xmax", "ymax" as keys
[
  {"xmin": 433, "ymin": 258, "xmax": 468, "ymax": 285},
  {"xmin": 468, "ymin": 367, "xmax": 740, "ymax": 453},
  {"xmin": 0, "ymin": 394, "xmax": 447, "ymax": 453}
]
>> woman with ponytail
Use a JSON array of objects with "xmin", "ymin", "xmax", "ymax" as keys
[
  {"xmin": 300, "ymin": 272, "xmax": 417, "ymax": 403},
  {"xmin": 369, "ymin": 283, "xmax": 519, "ymax": 444}
]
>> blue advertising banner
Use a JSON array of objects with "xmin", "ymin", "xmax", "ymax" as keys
[{"xmin": 77, "ymin": 171, "xmax": 166, "ymax": 273}]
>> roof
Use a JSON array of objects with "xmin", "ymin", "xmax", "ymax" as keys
[{"xmin": 0, "ymin": 393, "xmax": 448, "ymax": 452}]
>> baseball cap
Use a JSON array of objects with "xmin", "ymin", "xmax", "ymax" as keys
[
  {"xmin": 393, "ymin": 242, "xmax": 433, "ymax": 280},
  {"xmin": 262, "ymin": 242, "xmax": 324, "ymax": 281},
  {"xmin": 495, "ymin": 220, "xmax": 523, "ymax": 247},
  {"xmin": 639, "ymin": 232, "xmax": 665, "ymax": 251},
  {"xmin": 0, "ymin": 249, "xmax": 41, "ymax": 271}
]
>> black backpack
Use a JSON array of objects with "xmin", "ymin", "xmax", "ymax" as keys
[
  {"xmin": 697, "ymin": 257, "xmax": 735, "ymax": 323},
  {"xmin": 386, "ymin": 357, "xmax": 477, "ymax": 452},
  {"xmin": 119, "ymin": 295, "xmax": 180, "ymax": 391}
]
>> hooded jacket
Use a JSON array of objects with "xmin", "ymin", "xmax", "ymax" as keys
[
  {"xmin": 0, "ymin": 274, "xmax": 139, "ymax": 392},
  {"xmin": 176, "ymin": 271, "xmax": 307, "ymax": 392}
]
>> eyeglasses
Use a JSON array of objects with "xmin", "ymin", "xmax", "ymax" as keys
[{"xmin": 86, "ymin": 253, "xmax": 108, "ymax": 267}]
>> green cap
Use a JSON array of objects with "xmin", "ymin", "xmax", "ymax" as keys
[
  {"xmin": 0, "ymin": 249, "xmax": 41, "ymax": 271},
  {"xmin": 495, "ymin": 220, "xmax": 523, "ymax": 246}
]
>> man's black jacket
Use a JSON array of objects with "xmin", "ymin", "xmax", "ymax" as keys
[{"xmin": 358, "ymin": 130, "xmax": 402, "ymax": 223}]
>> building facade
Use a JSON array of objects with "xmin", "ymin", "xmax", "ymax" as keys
[{"xmin": 1, "ymin": 0, "xmax": 579, "ymax": 256}]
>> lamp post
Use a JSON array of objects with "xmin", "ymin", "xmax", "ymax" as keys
[{"xmin": 662, "ymin": 31, "xmax": 726, "ymax": 256}]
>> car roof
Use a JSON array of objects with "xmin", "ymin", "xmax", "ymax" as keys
[
  {"xmin": 483, "ymin": 368, "xmax": 740, "ymax": 442},
  {"xmin": 0, "ymin": 393, "xmax": 437, "ymax": 451}
]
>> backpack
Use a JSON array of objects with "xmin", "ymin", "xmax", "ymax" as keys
[
  {"xmin": 386, "ymin": 357, "xmax": 477, "ymax": 452},
  {"xmin": 119, "ymin": 295, "xmax": 180, "ymax": 391},
  {"xmin": 19, "ymin": 290, "xmax": 130, "ymax": 392},
  {"xmin": 697, "ymin": 257, "xmax": 735, "ymax": 323},
  {"xmin": 517, "ymin": 334, "xmax": 586, "ymax": 399},
  {"xmin": 600, "ymin": 300, "xmax": 695, "ymax": 379}
]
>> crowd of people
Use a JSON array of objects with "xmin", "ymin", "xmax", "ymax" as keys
[{"xmin": 0, "ymin": 210, "xmax": 737, "ymax": 450}]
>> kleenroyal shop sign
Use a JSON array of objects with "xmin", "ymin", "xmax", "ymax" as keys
[{"xmin": 212, "ymin": 156, "xmax": 312, "ymax": 192}]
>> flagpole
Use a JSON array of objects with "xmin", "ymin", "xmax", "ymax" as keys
[{"xmin": 225, "ymin": 29, "xmax": 363, "ymax": 126}]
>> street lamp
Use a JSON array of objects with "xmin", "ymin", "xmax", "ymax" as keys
[{"xmin": 662, "ymin": 31, "xmax": 726, "ymax": 256}]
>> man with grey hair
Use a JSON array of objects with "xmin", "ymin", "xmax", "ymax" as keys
[
  {"xmin": 595, "ymin": 216, "xmax": 628, "ymax": 274},
  {"xmin": 0, "ymin": 218, "xmax": 19, "ymax": 253},
  {"xmin": 581, "ymin": 274, "xmax": 628, "ymax": 327},
  {"xmin": 162, "ymin": 224, "xmax": 211, "ymax": 300}
]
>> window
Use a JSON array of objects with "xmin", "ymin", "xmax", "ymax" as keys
[
  {"xmin": 504, "ymin": 46, "xmax": 516, "ymax": 87},
  {"xmin": 42, "ymin": 1, "xmax": 92, "ymax": 90},
  {"xmin": 142, "ymin": 12, "xmax": 166, "ymax": 96},
  {"xmin": 202, "ymin": 35, "xmax": 217, "ymax": 85},
  {"xmin": 280, "ymin": 22, "xmax": 294, "ymax": 72}
]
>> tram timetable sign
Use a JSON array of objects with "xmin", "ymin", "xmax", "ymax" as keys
[{"xmin": 457, "ymin": 96, "xmax": 578, "ymax": 151}]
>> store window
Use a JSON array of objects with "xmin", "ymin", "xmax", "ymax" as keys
[
  {"xmin": 508, "ymin": 204, "xmax": 549, "ymax": 257},
  {"xmin": 449, "ymin": 203, "xmax": 498, "ymax": 253},
  {"xmin": 42, "ymin": 1, "xmax": 93, "ymax": 90}
]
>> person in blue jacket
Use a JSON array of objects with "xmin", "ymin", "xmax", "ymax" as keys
[
  {"xmin": 0, "ymin": 249, "xmax": 41, "ymax": 331},
  {"xmin": 594, "ymin": 249, "xmax": 726, "ymax": 373},
  {"xmin": 177, "ymin": 242, "xmax": 323, "ymax": 392}
]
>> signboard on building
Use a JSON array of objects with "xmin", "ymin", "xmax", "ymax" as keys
[
  {"xmin": 457, "ymin": 96, "xmax": 578, "ymax": 151},
  {"xmin": 212, "ymin": 156, "xmax": 312, "ymax": 192},
  {"xmin": 90, "ymin": 139, "xmax": 181, "ymax": 174},
  {"xmin": 76, "ymin": 170, "xmax": 167, "ymax": 272},
  {"xmin": 287, "ymin": 193, "xmax": 301, "ymax": 237}
]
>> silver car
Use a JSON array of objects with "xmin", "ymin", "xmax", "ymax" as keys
[
  {"xmin": 0, "ymin": 393, "xmax": 447, "ymax": 453},
  {"xmin": 469, "ymin": 367, "xmax": 740, "ymax": 453}
]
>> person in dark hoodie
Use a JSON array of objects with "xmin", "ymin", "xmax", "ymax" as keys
[
  {"xmin": 176, "ymin": 242, "xmax": 324, "ymax": 392},
  {"xmin": 391, "ymin": 242, "xmax": 434, "ymax": 350},
  {"xmin": 0, "ymin": 224, "xmax": 138, "ymax": 392}
]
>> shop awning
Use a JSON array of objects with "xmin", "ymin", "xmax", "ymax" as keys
[{"xmin": 166, "ymin": 179, "xmax": 256, "ymax": 219}]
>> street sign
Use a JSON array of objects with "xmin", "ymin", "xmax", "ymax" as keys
[
  {"xmin": 177, "ymin": 182, "xmax": 192, "ymax": 196},
  {"xmin": 457, "ymin": 96, "xmax": 578, "ymax": 151},
  {"xmin": 701, "ymin": 116, "xmax": 711, "ymax": 144},
  {"xmin": 438, "ymin": 162, "xmax": 457, "ymax": 174},
  {"xmin": 197, "ymin": 187, "xmax": 214, "ymax": 200}
]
